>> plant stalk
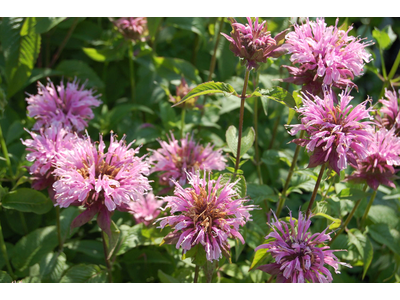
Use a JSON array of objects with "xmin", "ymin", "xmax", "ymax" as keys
[
  {"xmin": 306, "ymin": 163, "xmax": 326, "ymax": 219},
  {"xmin": 102, "ymin": 231, "xmax": 113, "ymax": 283},
  {"xmin": 0, "ymin": 124, "xmax": 14, "ymax": 185},
  {"xmin": 194, "ymin": 265, "xmax": 200, "ymax": 283},
  {"xmin": 181, "ymin": 104, "xmax": 186, "ymax": 139},
  {"xmin": 0, "ymin": 217, "xmax": 15, "ymax": 279},
  {"xmin": 56, "ymin": 206, "xmax": 63, "ymax": 252},
  {"xmin": 254, "ymin": 97, "xmax": 263, "ymax": 184},
  {"xmin": 360, "ymin": 189, "xmax": 377, "ymax": 229},
  {"xmin": 128, "ymin": 42, "xmax": 136, "ymax": 102},
  {"xmin": 268, "ymin": 114, "xmax": 282, "ymax": 150},
  {"xmin": 388, "ymin": 49, "xmax": 400, "ymax": 81},
  {"xmin": 204, "ymin": 260, "xmax": 216, "ymax": 283}
]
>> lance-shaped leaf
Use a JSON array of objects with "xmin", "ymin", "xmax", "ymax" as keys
[
  {"xmin": 348, "ymin": 228, "xmax": 373, "ymax": 280},
  {"xmin": 250, "ymin": 86, "xmax": 296, "ymax": 108},
  {"xmin": 226, "ymin": 125, "xmax": 255, "ymax": 158},
  {"xmin": 172, "ymin": 81, "xmax": 239, "ymax": 107},
  {"xmin": 2, "ymin": 188, "xmax": 53, "ymax": 215}
]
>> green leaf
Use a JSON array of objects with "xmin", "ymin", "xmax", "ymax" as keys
[
  {"xmin": 252, "ymin": 86, "xmax": 296, "ymax": 108},
  {"xmin": 247, "ymin": 183, "xmax": 275, "ymax": 204},
  {"xmin": 226, "ymin": 125, "xmax": 255, "ymax": 158},
  {"xmin": 64, "ymin": 240, "xmax": 104, "ymax": 259},
  {"xmin": 249, "ymin": 246, "xmax": 270, "ymax": 271},
  {"xmin": 173, "ymin": 81, "xmax": 239, "ymax": 107},
  {"xmin": 372, "ymin": 25, "xmax": 397, "ymax": 50},
  {"xmin": 0, "ymin": 271, "xmax": 13, "ymax": 283},
  {"xmin": 368, "ymin": 224, "xmax": 400, "ymax": 256},
  {"xmin": 39, "ymin": 252, "xmax": 67, "ymax": 283},
  {"xmin": 235, "ymin": 238, "xmax": 246, "ymax": 262},
  {"xmin": 11, "ymin": 226, "xmax": 58, "ymax": 271},
  {"xmin": 104, "ymin": 220, "xmax": 120, "ymax": 260},
  {"xmin": 34, "ymin": 17, "xmax": 67, "ymax": 34},
  {"xmin": 2, "ymin": 188, "xmax": 53, "ymax": 214},
  {"xmin": 55, "ymin": 59, "xmax": 104, "ymax": 89},
  {"xmin": 367, "ymin": 205, "xmax": 399, "ymax": 228},
  {"xmin": 219, "ymin": 263, "xmax": 244, "ymax": 280},
  {"xmin": 116, "ymin": 223, "xmax": 146, "ymax": 256},
  {"xmin": 347, "ymin": 229, "xmax": 373, "ymax": 280},
  {"xmin": 2, "ymin": 17, "xmax": 41, "ymax": 97},
  {"xmin": 82, "ymin": 45, "xmax": 127, "ymax": 62},
  {"xmin": 313, "ymin": 212, "xmax": 341, "ymax": 230},
  {"xmin": 60, "ymin": 264, "xmax": 107, "ymax": 283},
  {"xmin": 59, "ymin": 206, "xmax": 80, "ymax": 241},
  {"xmin": 337, "ymin": 188, "xmax": 368, "ymax": 202},
  {"xmin": 158, "ymin": 269, "xmax": 180, "ymax": 283},
  {"xmin": 153, "ymin": 56, "xmax": 201, "ymax": 84},
  {"xmin": 147, "ymin": 18, "xmax": 162, "ymax": 42}
]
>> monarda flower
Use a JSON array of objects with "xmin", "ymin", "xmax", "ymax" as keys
[
  {"xmin": 282, "ymin": 18, "xmax": 373, "ymax": 96},
  {"xmin": 149, "ymin": 133, "xmax": 226, "ymax": 187},
  {"xmin": 376, "ymin": 88, "xmax": 400, "ymax": 136},
  {"xmin": 287, "ymin": 89, "xmax": 373, "ymax": 174},
  {"xmin": 347, "ymin": 127, "xmax": 400, "ymax": 190},
  {"xmin": 255, "ymin": 210, "xmax": 350, "ymax": 283},
  {"xmin": 21, "ymin": 124, "xmax": 78, "ymax": 192},
  {"xmin": 156, "ymin": 172, "xmax": 256, "ymax": 262},
  {"xmin": 26, "ymin": 78, "xmax": 101, "ymax": 132},
  {"xmin": 127, "ymin": 192, "xmax": 164, "ymax": 226},
  {"xmin": 221, "ymin": 17, "xmax": 287, "ymax": 70},
  {"xmin": 168, "ymin": 77, "xmax": 199, "ymax": 109},
  {"xmin": 113, "ymin": 17, "xmax": 148, "ymax": 42},
  {"xmin": 52, "ymin": 132, "xmax": 151, "ymax": 236}
]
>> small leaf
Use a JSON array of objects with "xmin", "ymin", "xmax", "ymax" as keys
[
  {"xmin": 2, "ymin": 188, "xmax": 53, "ymax": 214},
  {"xmin": 60, "ymin": 264, "xmax": 107, "ymax": 283},
  {"xmin": 252, "ymin": 86, "xmax": 296, "ymax": 108},
  {"xmin": 249, "ymin": 247, "xmax": 269, "ymax": 271},
  {"xmin": 173, "ymin": 81, "xmax": 239, "ymax": 107},
  {"xmin": 372, "ymin": 25, "xmax": 397, "ymax": 50},
  {"xmin": 347, "ymin": 229, "xmax": 373, "ymax": 280},
  {"xmin": 0, "ymin": 271, "xmax": 13, "ymax": 283},
  {"xmin": 313, "ymin": 212, "xmax": 341, "ymax": 230},
  {"xmin": 226, "ymin": 125, "xmax": 255, "ymax": 158}
]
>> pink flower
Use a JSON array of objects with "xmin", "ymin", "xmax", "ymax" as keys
[
  {"xmin": 347, "ymin": 127, "xmax": 400, "ymax": 190},
  {"xmin": 149, "ymin": 133, "xmax": 226, "ymax": 186},
  {"xmin": 156, "ymin": 171, "xmax": 256, "ymax": 262},
  {"xmin": 113, "ymin": 17, "xmax": 147, "ymax": 41},
  {"xmin": 168, "ymin": 77, "xmax": 199, "ymax": 109},
  {"xmin": 282, "ymin": 18, "xmax": 373, "ymax": 95},
  {"xmin": 376, "ymin": 88, "xmax": 400, "ymax": 136},
  {"xmin": 127, "ymin": 192, "xmax": 164, "ymax": 226},
  {"xmin": 52, "ymin": 132, "xmax": 151, "ymax": 236},
  {"xmin": 26, "ymin": 78, "xmax": 101, "ymax": 132},
  {"xmin": 256, "ymin": 210, "xmax": 350, "ymax": 283},
  {"xmin": 221, "ymin": 17, "xmax": 287, "ymax": 70},
  {"xmin": 287, "ymin": 89, "xmax": 373, "ymax": 174},
  {"xmin": 21, "ymin": 124, "xmax": 78, "ymax": 191}
]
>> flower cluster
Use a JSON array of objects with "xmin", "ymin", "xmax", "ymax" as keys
[
  {"xmin": 149, "ymin": 133, "xmax": 226, "ymax": 186},
  {"xmin": 127, "ymin": 192, "xmax": 164, "ymax": 226},
  {"xmin": 287, "ymin": 89, "xmax": 373, "ymax": 174},
  {"xmin": 221, "ymin": 17, "xmax": 287, "ymax": 70},
  {"xmin": 347, "ymin": 127, "xmax": 400, "ymax": 190},
  {"xmin": 168, "ymin": 77, "xmax": 199, "ymax": 109},
  {"xmin": 157, "ymin": 172, "xmax": 256, "ymax": 262},
  {"xmin": 256, "ymin": 210, "xmax": 350, "ymax": 283},
  {"xmin": 52, "ymin": 132, "xmax": 151, "ymax": 236},
  {"xmin": 282, "ymin": 18, "xmax": 373, "ymax": 95},
  {"xmin": 114, "ymin": 17, "xmax": 148, "ymax": 42},
  {"xmin": 376, "ymin": 88, "xmax": 400, "ymax": 136},
  {"xmin": 26, "ymin": 78, "xmax": 101, "ymax": 132}
]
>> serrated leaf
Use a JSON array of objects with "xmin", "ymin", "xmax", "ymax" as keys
[
  {"xmin": 2, "ymin": 188, "xmax": 53, "ymax": 214},
  {"xmin": 116, "ymin": 223, "xmax": 146, "ymax": 256},
  {"xmin": 39, "ymin": 252, "xmax": 67, "ymax": 283},
  {"xmin": 348, "ymin": 229, "xmax": 373, "ymax": 280},
  {"xmin": 11, "ymin": 226, "xmax": 58, "ymax": 271},
  {"xmin": 226, "ymin": 125, "xmax": 255, "ymax": 158},
  {"xmin": 0, "ymin": 271, "xmax": 13, "ymax": 283},
  {"xmin": 372, "ymin": 25, "xmax": 397, "ymax": 50},
  {"xmin": 173, "ymin": 81, "xmax": 239, "ymax": 107},
  {"xmin": 60, "ymin": 264, "xmax": 107, "ymax": 283},
  {"xmin": 252, "ymin": 86, "xmax": 296, "ymax": 108}
]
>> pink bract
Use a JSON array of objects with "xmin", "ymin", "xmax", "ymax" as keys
[
  {"xmin": 149, "ymin": 133, "xmax": 226, "ymax": 186},
  {"xmin": 156, "ymin": 172, "xmax": 256, "ymax": 262},
  {"xmin": 256, "ymin": 210, "xmax": 351, "ymax": 283},
  {"xmin": 26, "ymin": 78, "xmax": 101, "ymax": 132}
]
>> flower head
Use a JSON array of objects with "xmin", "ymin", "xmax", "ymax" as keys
[
  {"xmin": 256, "ymin": 210, "xmax": 350, "ymax": 283},
  {"xmin": 376, "ymin": 89, "xmax": 400, "ymax": 136},
  {"xmin": 127, "ymin": 192, "xmax": 164, "ymax": 226},
  {"xmin": 221, "ymin": 17, "xmax": 287, "ymax": 70},
  {"xmin": 168, "ymin": 77, "xmax": 199, "ymax": 109},
  {"xmin": 149, "ymin": 133, "xmax": 226, "ymax": 186},
  {"xmin": 282, "ymin": 18, "xmax": 373, "ymax": 95},
  {"xmin": 26, "ymin": 78, "xmax": 101, "ymax": 132},
  {"xmin": 157, "ymin": 171, "xmax": 256, "ymax": 262},
  {"xmin": 52, "ymin": 132, "xmax": 151, "ymax": 236},
  {"xmin": 114, "ymin": 17, "xmax": 148, "ymax": 41},
  {"xmin": 287, "ymin": 89, "xmax": 373, "ymax": 174},
  {"xmin": 347, "ymin": 127, "xmax": 400, "ymax": 190},
  {"xmin": 21, "ymin": 124, "xmax": 78, "ymax": 191}
]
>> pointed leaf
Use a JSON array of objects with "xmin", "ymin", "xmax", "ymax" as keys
[
  {"xmin": 34, "ymin": 17, "xmax": 67, "ymax": 34},
  {"xmin": 2, "ymin": 188, "xmax": 53, "ymax": 214},
  {"xmin": 60, "ymin": 264, "xmax": 107, "ymax": 283},
  {"xmin": 313, "ymin": 213, "xmax": 341, "ymax": 230},
  {"xmin": 0, "ymin": 271, "xmax": 13, "ymax": 283},
  {"xmin": 252, "ymin": 86, "xmax": 296, "ymax": 108},
  {"xmin": 226, "ymin": 125, "xmax": 255, "ymax": 158},
  {"xmin": 347, "ymin": 229, "xmax": 373, "ymax": 280},
  {"xmin": 368, "ymin": 224, "xmax": 400, "ymax": 256}
]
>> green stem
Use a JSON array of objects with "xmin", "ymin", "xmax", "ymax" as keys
[
  {"xmin": 0, "ymin": 124, "xmax": 14, "ymax": 185},
  {"xmin": 330, "ymin": 184, "xmax": 368, "ymax": 245},
  {"xmin": 102, "ymin": 231, "xmax": 113, "ymax": 283},
  {"xmin": 56, "ymin": 206, "xmax": 63, "ymax": 252},
  {"xmin": 306, "ymin": 163, "xmax": 326, "ymax": 219},
  {"xmin": 268, "ymin": 114, "xmax": 282, "ymax": 150},
  {"xmin": 0, "ymin": 217, "xmax": 15, "ymax": 279},
  {"xmin": 128, "ymin": 42, "xmax": 135, "ymax": 102},
  {"xmin": 320, "ymin": 174, "xmax": 336, "ymax": 203},
  {"xmin": 181, "ymin": 105, "xmax": 186, "ymax": 139},
  {"xmin": 233, "ymin": 69, "xmax": 250, "ymax": 180},
  {"xmin": 388, "ymin": 49, "xmax": 400, "ymax": 81},
  {"xmin": 360, "ymin": 189, "xmax": 377, "ymax": 229},
  {"xmin": 194, "ymin": 265, "xmax": 199, "ymax": 283},
  {"xmin": 380, "ymin": 47, "xmax": 387, "ymax": 80},
  {"xmin": 276, "ymin": 131, "xmax": 305, "ymax": 217},
  {"xmin": 254, "ymin": 97, "xmax": 263, "ymax": 184}
]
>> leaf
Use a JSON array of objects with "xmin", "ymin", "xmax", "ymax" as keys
[
  {"xmin": 337, "ymin": 188, "xmax": 368, "ymax": 202},
  {"xmin": 313, "ymin": 213, "xmax": 341, "ymax": 230},
  {"xmin": 0, "ymin": 271, "xmax": 13, "ymax": 283},
  {"xmin": 226, "ymin": 125, "xmax": 255, "ymax": 158},
  {"xmin": 116, "ymin": 223, "xmax": 146, "ymax": 256},
  {"xmin": 147, "ymin": 18, "xmax": 162, "ymax": 42},
  {"xmin": 247, "ymin": 183, "xmax": 275, "ymax": 204},
  {"xmin": 64, "ymin": 240, "xmax": 104, "ymax": 259},
  {"xmin": 367, "ymin": 205, "xmax": 399, "ymax": 228},
  {"xmin": 347, "ymin": 229, "xmax": 373, "ymax": 280},
  {"xmin": 39, "ymin": 252, "xmax": 67, "ymax": 283},
  {"xmin": 2, "ymin": 17, "xmax": 41, "ymax": 97},
  {"xmin": 104, "ymin": 221, "xmax": 120, "ymax": 260},
  {"xmin": 59, "ymin": 206, "xmax": 80, "ymax": 240},
  {"xmin": 55, "ymin": 59, "xmax": 104, "ymax": 89},
  {"xmin": 60, "ymin": 264, "xmax": 107, "ymax": 283},
  {"xmin": 153, "ymin": 56, "xmax": 201, "ymax": 84},
  {"xmin": 11, "ymin": 226, "xmax": 58, "ymax": 271},
  {"xmin": 368, "ymin": 224, "xmax": 400, "ymax": 256},
  {"xmin": 158, "ymin": 269, "xmax": 180, "ymax": 283},
  {"xmin": 82, "ymin": 44, "xmax": 127, "ymax": 62},
  {"xmin": 261, "ymin": 149, "xmax": 292, "ymax": 167},
  {"xmin": 219, "ymin": 263, "xmax": 243, "ymax": 280},
  {"xmin": 34, "ymin": 17, "xmax": 67, "ymax": 34},
  {"xmin": 252, "ymin": 86, "xmax": 296, "ymax": 108},
  {"xmin": 249, "ymin": 246, "xmax": 270, "ymax": 271},
  {"xmin": 373, "ymin": 25, "xmax": 397, "ymax": 50},
  {"xmin": 173, "ymin": 81, "xmax": 239, "ymax": 107},
  {"xmin": 2, "ymin": 188, "xmax": 53, "ymax": 214}
]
